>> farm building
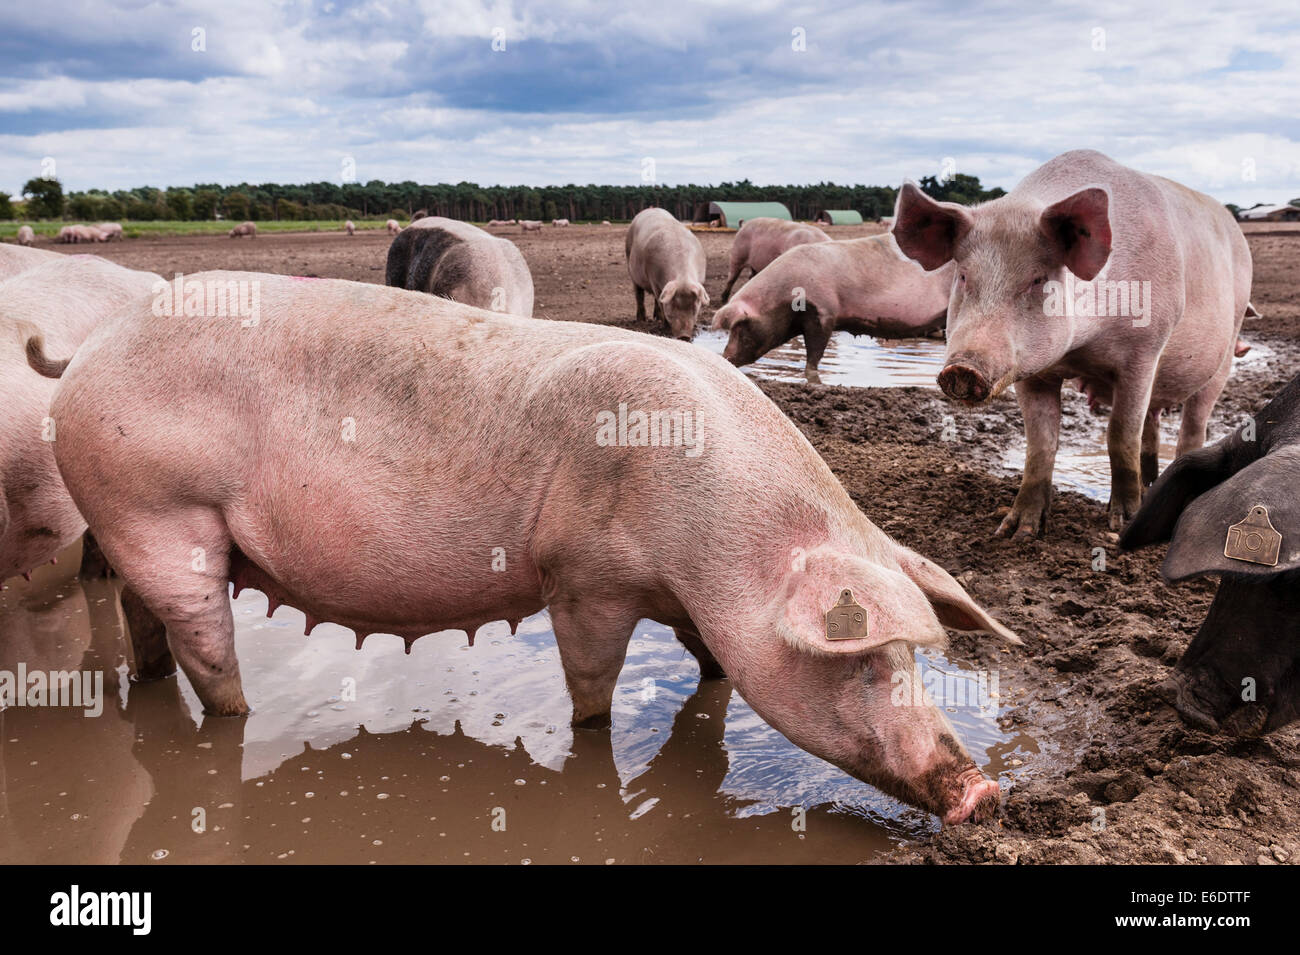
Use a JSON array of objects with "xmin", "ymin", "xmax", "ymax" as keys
[
  {"xmin": 692, "ymin": 201, "xmax": 792, "ymax": 228},
  {"xmin": 816, "ymin": 209, "xmax": 864, "ymax": 225},
  {"xmin": 1238, "ymin": 203, "xmax": 1300, "ymax": 222}
]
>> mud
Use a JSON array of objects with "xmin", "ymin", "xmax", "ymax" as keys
[{"xmin": 4, "ymin": 223, "xmax": 1298, "ymax": 864}]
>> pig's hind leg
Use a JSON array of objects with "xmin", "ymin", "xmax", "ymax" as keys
[
  {"xmin": 104, "ymin": 507, "xmax": 248, "ymax": 716},
  {"xmin": 1175, "ymin": 348, "xmax": 1234, "ymax": 459},
  {"xmin": 549, "ymin": 596, "xmax": 637, "ymax": 729},
  {"xmin": 634, "ymin": 284, "xmax": 647, "ymax": 321},
  {"xmin": 121, "ymin": 585, "xmax": 176, "ymax": 682}
]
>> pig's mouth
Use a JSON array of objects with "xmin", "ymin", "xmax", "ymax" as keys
[{"xmin": 941, "ymin": 767, "xmax": 1002, "ymax": 826}]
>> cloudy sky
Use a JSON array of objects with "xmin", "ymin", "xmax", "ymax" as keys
[{"xmin": 2, "ymin": 0, "xmax": 1298, "ymax": 205}]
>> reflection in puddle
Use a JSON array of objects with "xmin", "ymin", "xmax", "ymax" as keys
[
  {"xmin": 1, "ymin": 549, "xmax": 1034, "ymax": 864},
  {"xmin": 697, "ymin": 329, "xmax": 1270, "ymax": 500},
  {"xmin": 695, "ymin": 329, "xmax": 946, "ymax": 389}
]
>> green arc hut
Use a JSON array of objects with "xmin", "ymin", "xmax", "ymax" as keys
[
  {"xmin": 816, "ymin": 209, "xmax": 864, "ymax": 225},
  {"xmin": 692, "ymin": 201, "xmax": 792, "ymax": 229}
]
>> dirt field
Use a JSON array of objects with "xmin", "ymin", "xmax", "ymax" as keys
[{"xmin": 35, "ymin": 221, "xmax": 1300, "ymax": 864}]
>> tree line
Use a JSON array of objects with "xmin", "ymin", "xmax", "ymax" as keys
[{"xmin": 8, "ymin": 173, "xmax": 1008, "ymax": 223}]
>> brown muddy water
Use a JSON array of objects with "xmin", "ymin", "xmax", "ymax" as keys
[
  {"xmin": 696, "ymin": 330, "xmax": 1275, "ymax": 501},
  {"xmin": 0, "ymin": 541, "xmax": 1034, "ymax": 864}
]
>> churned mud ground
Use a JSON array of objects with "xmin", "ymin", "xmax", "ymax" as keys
[{"xmin": 53, "ymin": 222, "xmax": 1300, "ymax": 864}]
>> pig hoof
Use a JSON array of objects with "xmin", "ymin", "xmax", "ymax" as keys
[
  {"xmin": 572, "ymin": 712, "xmax": 612, "ymax": 730},
  {"xmin": 130, "ymin": 663, "xmax": 178, "ymax": 683},
  {"xmin": 202, "ymin": 703, "xmax": 252, "ymax": 718},
  {"xmin": 1107, "ymin": 496, "xmax": 1141, "ymax": 531},
  {"xmin": 995, "ymin": 512, "xmax": 1043, "ymax": 540}
]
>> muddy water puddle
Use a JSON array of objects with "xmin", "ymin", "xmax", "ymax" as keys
[
  {"xmin": 1, "ymin": 551, "xmax": 1034, "ymax": 864},
  {"xmin": 698, "ymin": 330, "xmax": 1272, "ymax": 500}
]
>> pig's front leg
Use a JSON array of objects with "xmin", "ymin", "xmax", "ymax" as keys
[
  {"xmin": 1106, "ymin": 373, "xmax": 1154, "ymax": 530},
  {"xmin": 550, "ymin": 598, "xmax": 637, "ymax": 729},
  {"xmin": 634, "ymin": 284, "xmax": 647, "ymax": 321},
  {"xmin": 997, "ymin": 377, "xmax": 1062, "ymax": 539},
  {"xmin": 802, "ymin": 320, "xmax": 830, "ymax": 386}
]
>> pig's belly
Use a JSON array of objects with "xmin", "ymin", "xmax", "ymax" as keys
[
  {"xmin": 0, "ymin": 495, "xmax": 85, "ymax": 580},
  {"xmin": 222, "ymin": 498, "xmax": 547, "ymax": 639}
]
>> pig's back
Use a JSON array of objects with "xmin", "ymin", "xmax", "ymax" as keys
[
  {"xmin": 53, "ymin": 272, "xmax": 852, "ymax": 603},
  {"xmin": 60, "ymin": 271, "xmax": 834, "ymax": 503}
]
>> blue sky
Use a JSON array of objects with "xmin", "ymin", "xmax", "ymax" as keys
[{"xmin": 2, "ymin": 0, "xmax": 1298, "ymax": 205}]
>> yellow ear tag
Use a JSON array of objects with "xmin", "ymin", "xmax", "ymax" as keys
[
  {"xmin": 825, "ymin": 589, "xmax": 869, "ymax": 641},
  {"xmin": 1224, "ymin": 504, "xmax": 1282, "ymax": 567}
]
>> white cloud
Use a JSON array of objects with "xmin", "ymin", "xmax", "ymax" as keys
[{"xmin": 1, "ymin": 0, "xmax": 1297, "ymax": 205}]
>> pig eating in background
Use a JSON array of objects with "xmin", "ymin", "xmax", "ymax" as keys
[
  {"xmin": 1, "ymin": 256, "xmax": 161, "ymax": 582},
  {"xmin": 344, "ymin": 220, "xmax": 356, "ymax": 236},
  {"xmin": 626, "ymin": 208, "xmax": 709, "ymax": 341},
  {"xmin": 1121, "ymin": 373, "xmax": 1300, "ymax": 737},
  {"xmin": 385, "ymin": 216, "xmax": 535, "ymax": 317},
  {"xmin": 713, "ymin": 234, "xmax": 955, "ymax": 383},
  {"xmin": 228, "ymin": 220, "xmax": 257, "ymax": 239},
  {"xmin": 893, "ymin": 149, "xmax": 1251, "ymax": 537},
  {"xmin": 386, "ymin": 219, "xmax": 401, "ymax": 235},
  {"xmin": 16, "ymin": 226, "xmax": 36, "ymax": 247},
  {"xmin": 720, "ymin": 217, "xmax": 830, "ymax": 303},
  {"xmin": 29, "ymin": 272, "xmax": 1019, "ymax": 823},
  {"xmin": 97, "ymin": 222, "xmax": 124, "ymax": 241}
]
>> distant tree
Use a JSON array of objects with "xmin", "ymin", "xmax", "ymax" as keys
[
  {"xmin": 1224, "ymin": 203, "xmax": 1241, "ymax": 219},
  {"xmin": 918, "ymin": 173, "xmax": 1005, "ymax": 205},
  {"xmin": 67, "ymin": 192, "xmax": 102, "ymax": 220},
  {"xmin": 224, "ymin": 191, "xmax": 250, "ymax": 221},
  {"xmin": 22, "ymin": 177, "xmax": 64, "ymax": 218},
  {"xmin": 192, "ymin": 189, "xmax": 220, "ymax": 220},
  {"xmin": 99, "ymin": 196, "xmax": 124, "ymax": 221},
  {"xmin": 275, "ymin": 198, "xmax": 303, "ymax": 220},
  {"xmin": 165, "ymin": 188, "xmax": 193, "ymax": 220},
  {"xmin": 0, "ymin": 194, "xmax": 12, "ymax": 219}
]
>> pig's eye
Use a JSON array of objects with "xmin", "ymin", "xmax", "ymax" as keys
[{"xmin": 958, "ymin": 272, "xmax": 966, "ymax": 283}]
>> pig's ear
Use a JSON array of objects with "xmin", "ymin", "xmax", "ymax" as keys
[
  {"xmin": 892, "ymin": 181, "xmax": 973, "ymax": 271},
  {"xmin": 1120, "ymin": 442, "xmax": 1234, "ymax": 551},
  {"xmin": 712, "ymin": 301, "xmax": 750, "ymax": 331},
  {"xmin": 1038, "ymin": 187, "xmax": 1111, "ymax": 281},
  {"xmin": 658, "ymin": 280, "xmax": 679, "ymax": 304},
  {"xmin": 1158, "ymin": 445, "xmax": 1300, "ymax": 582},
  {"xmin": 696, "ymin": 283, "xmax": 711, "ymax": 307},
  {"xmin": 776, "ymin": 550, "xmax": 948, "ymax": 656},
  {"xmin": 891, "ymin": 545, "xmax": 1022, "ymax": 644}
]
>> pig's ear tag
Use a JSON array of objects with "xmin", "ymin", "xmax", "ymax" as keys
[
  {"xmin": 1224, "ymin": 504, "xmax": 1282, "ymax": 567},
  {"xmin": 825, "ymin": 589, "xmax": 869, "ymax": 641}
]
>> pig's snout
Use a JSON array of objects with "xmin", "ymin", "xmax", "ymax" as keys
[
  {"xmin": 938, "ymin": 362, "xmax": 991, "ymax": 404},
  {"xmin": 721, "ymin": 335, "xmax": 742, "ymax": 364},
  {"xmin": 942, "ymin": 767, "xmax": 1001, "ymax": 826}
]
